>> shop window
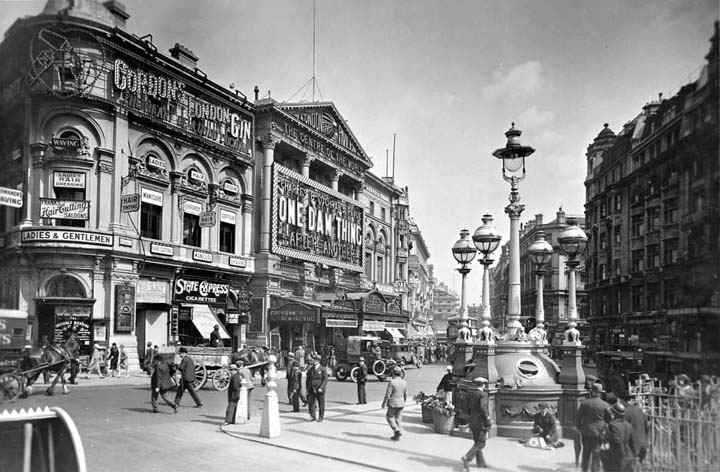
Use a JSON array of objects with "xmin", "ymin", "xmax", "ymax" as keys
[
  {"xmin": 46, "ymin": 275, "xmax": 86, "ymax": 298},
  {"xmin": 183, "ymin": 213, "xmax": 202, "ymax": 247},
  {"xmin": 140, "ymin": 202, "xmax": 162, "ymax": 239},
  {"xmin": 53, "ymin": 187, "xmax": 86, "ymax": 228},
  {"xmin": 219, "ymin": 221, "xmax": 235, "ymax": 253}
]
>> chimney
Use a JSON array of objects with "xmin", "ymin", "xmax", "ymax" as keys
[
  {"xmin": 535, "ymin": 213, "xmax": 543, "ymax": 225},
  {"xmin": 254, "ymin": 85, "xmax": 259, "ymax": 101},
  {"xmin": 103, "ymin": 1, "xmax": 129, "ymax": 30},
  {"xmin": 169, "ymin": 43, "xmax": 199, "ymax": 70},
  {"xmin": 557, "ymin": 207, "xmax": 566, "ymax": 225}
]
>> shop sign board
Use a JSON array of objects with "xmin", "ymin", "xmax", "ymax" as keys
[
  {"xmin": 150, "ymin": 242, "xmax": 174, "ymax": 256},
  {"xmin": 326, "ymin": 319, "xmax": 358, "ymax": 328},
  {"xmin": 199, "ymin": 211, "xmax": 216, "ymax": 228},
  {"xmin": 363, "ymin": 293, "xmax": 386, "ymax": 314},
  {"xmin": 21, "ymin": 229, "xmax": 112, "ymax": 246},
  {"xmin": 53, "ymin": 172, "xmax": 86, "ymax": 188},
  {"xmin": 362, "ymin": 320, "xmax": 385, "ymax": 331},
  {"xmin": 136, "ymin": 280, "xmax": 169, "ymax": 304},
  {"xmin": 40, "ymin": 198, "xmax": 89, "ymax": 220},
  {"xmin": 268, "ymin": 303, "xmax": 319, "ymax": 323},
  {"xmin": 228, "ymin": 256, "xmax": 247, "ymax": 268},
  {"xmin": 53, "ymin": 318, "xmax": 91, "ymax": 346},
  {"xmin": 192, "ymin": 250, "xmax": 213, "ymax": 262},
  {"xmin": 115, "ymin": 284, "xmax": 135, "ymax": 332},
  {"xmin": 173, "ymin": 275, "xmax": 228, "ymax": 304},
  {"xmin": 272, "ymin": 163, "xmax": 364, "ymax": 271},
  {"xmin": 0, "ymin": 186, "xmax": 23, "ymax": 208},
  {"xmin": 120, "ymin": 194, "xmax": 140, "ymax": 213}
]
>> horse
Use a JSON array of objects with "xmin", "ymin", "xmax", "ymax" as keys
[{"xmin": 20, "ymin": 343, "xmax": 72, "ymax": 396}]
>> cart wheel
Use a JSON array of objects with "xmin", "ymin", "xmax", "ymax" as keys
[
  {"xmin": 372, "ymin": 360, "xmax": 386, "ymax": 376},
  {"xmin": 212, "ymin": 367, "xmax": 231, "ymax": 391},
  {"xmin": 350, "ymin": 366, "xmax": 360, "ymax": 383},
  {"xmin": 0, "ymin": 373, "xmax": 23, "ymax": 402},
  {"xmin": 192, "ymin": 362, "xmax": 207, "ymax": 390},
  {"xmin": 334, "ymin": 366, "xmax": 349, "ymax": 381}
]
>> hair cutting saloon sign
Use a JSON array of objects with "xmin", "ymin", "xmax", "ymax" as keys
[{"xmin": 173, "ymin": 276, "xmax": 228, "ymax": 305}]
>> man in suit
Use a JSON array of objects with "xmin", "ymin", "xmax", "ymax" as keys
[
  {"xmin": 150, "ymin": 356, "xmax": 177, "ymax": 414},
  {"xmin": 285, "ymin": 353, "xmax": 296, "ymax": 404},
  {"xmin": 532, "ymin": 402, "xmax": 558, "ymax": 445},
  {"xmin": 306, "ymin": 355, "xmax": 328, "ymax": 422},
  {"xmin": 174, "ymin": 347, "xmax": 203, "ymax": 408},
  {"xmin": 237, "ymin": 358, "xmax": 254, "ymax": 420},
  {"xmin": 356, "ymin": 357, "xmax": 368, "ymax": 404},
  {"xmin": 63, "ymin": 327, "xmax": 81, "ymax": 385},
  {"xmin": 577, "ymin": 383, "xmax": 611, "ymax": 472},
  {"xmin": 622, "ymin": 393, "xmax": 648, "ymax": 466},
  {"xmin": 295, "ymin": 345, "xmax": 305, "ymax": 369},
  {"xmin": 288, "ymin": 360, "xmax": 306, "ymax": 412},
  {"xmin": 381, "ymin": 366, "xmax": 408, "ymax": 441},
  {"xmin": 604, "ymin": 403, "xmax": 636, "ymax": 472},
  {"xmin": 209, "ymin": 324, "xmax": 224, "ymax": 347},
  {"xmin": 461, "ymin": 377, "xmax": 492, "ymax": 470},
  {"xmin": 223, "ymin": 364, "xmax": 241, "ymax": 424}
]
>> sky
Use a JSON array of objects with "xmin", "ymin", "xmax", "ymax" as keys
[{"xmin": 1, "ymin": 0, "xmax": 717, "ymax": 303}]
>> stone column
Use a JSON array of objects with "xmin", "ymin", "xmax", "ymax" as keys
[
  {"xmin": 241, "ymin": 194, "xmax": 254, "ymax": 255},
  {"xmin": 259, "ymin": 136, "xmax": 278, "ymax": 253},
  {"xmin": 504, "ymin": 198, "xmax": 524, "ymax": 334},
  {"xmin": 96, "ymin": 148, "xmax": 115, "ymax": 230},
  {"xmin": 27, "ymin": 143, "xmax": 47, "ymax": 225},
  {"xmin": 301, "ymin": 154, "xmax": 313, "ymax": 178},
  {"xmin": 330, "ymin": 169, "xmax": 341, "ymax": 192}
]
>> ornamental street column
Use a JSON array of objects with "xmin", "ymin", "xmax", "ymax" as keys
[
  {"xmin": 331, "ymin": 169, "xmax": 341, "ymax": 192},
  {"xmin": 259, "ymin": 355, "xmax": 280, "ymax": 438},
  {"xmin": 259, "ymin": 136, "xmax": 278, "ymax": 253}
]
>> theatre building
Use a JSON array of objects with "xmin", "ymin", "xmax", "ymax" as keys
[
  {"xmin": 0, "ymin": 1, "xmax": 255, "ymax": 368},
  {"xmin": 251, "ymin": 98, "xmax": 408, "ymax": 352}
]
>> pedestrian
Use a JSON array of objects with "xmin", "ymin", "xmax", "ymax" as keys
[
  {"xmin": 209, "ymin": 324, "xmax": 224, "ymax": 347},
  {"xmin": 223, "ymin": 364, "xmax": 241, "ymax": 424},
  {"xmin": 119, "ymin": 344, "xmax": 129, "ymax": 377},
  {"xmin": 304, "ymin": 347, "xmax": 315, "ymax": 367},
  {"xmin": 108, "ymin": 342, "xmax": 119, "ymax": 377},
  {"xmin": 150, "ymin": 356, "xmax": 177, "ymax": 414},
  {"xmin": 174, "ymin": 347, "xmax": 203, "ymax": 408},
  {"xmin": 288, "ymin": 360, "xmax": 306, "ymax": 412},
  {"xmin": 531, "ymin": 403, "xmax": 558, "ymax": 446},
  {"xmin": 143, "ymin": 341, "xmax": 154, "ymax": 375},
  {"xmin": 285, "ymin": 353, "xmax": 296, "ymax": 403},
  {"xmin": 381, "ymin": 365, "xmax": 408, "ymax": 441},
  {"xmin": 295, "ymin": 345, "xmax": 305, "ymax": 369},
  {"xmin": 621, "ymin": 393, "xmax": 648, "ymax": 466},
  {"xmin": 437, "ymin": 365, "xmax": 454, "ymax": 397},
  {"xmin": 356, "ymin": 357, "xmax": 368, "ymax": 404},
  {"xmin": 237, "ymin": 358, "xmax": 254, "ymax": 420},
  {"xmin": 603, "ymin": 403, "xmax": 636, "ymax": 472},
  {"xmin": 576, "ymin": 383, "xmax": 611, "ymax": 472},
  {"xmin": 86, "ymin": 343, "xmax": 104, "ymax": 379},
  {"xmin": 461, "ymin": 377, "xmax": 492, "ymax": 470},
  {"xmin": 62, "ymin": 327, "xmax": 80, "ymax": 385},
  {"xmin": 306, "ymin": 355, "xmax": 328, "ymax": 422}
]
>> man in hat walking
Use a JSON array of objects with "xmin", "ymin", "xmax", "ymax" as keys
[
  {"xmin": 381, "ymin": 366, "xmax": 408, "ymax": 441},
  {"xmin": 174, "ymin": 347, "xmax": 203, "ymax": 408},
  {"xmin": 223, "ymin": 364, "xmax": 241, "ymax": 424},
  {"xmin": 621, "ymin": 393, "xmax": 648, "ymax": 466},
  {"xmin": 461, "ymin": 377, "xmax": 492, "ymax": 470},
  {"xmin": 576, "ymin": 382, "xmax": 611, "ymax": 472},
  {"xmin": 356, "ymin": 357, "xmax": 368, "ymax": 404},
  {"xmin": 306, "ymin": 355, "xmax": 328, "ymax": 422}
]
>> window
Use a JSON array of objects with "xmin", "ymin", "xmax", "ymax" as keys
[
  {"xmin": 647, "ymin": 284, "xmax": 660, "ymax": 310},
  {"xmin": 631, "ymin": 286, "xmax": 644, "ymax": 312},
  {"xmin": 183, "ymin": 213, "xmax": 201, "ymax": 247},
  {"xmin": 631, "ymin": 216, "xmax": 644, "ymax": 238},
  {"xmin": 53, "ymin": 187, "xmax": 85, "ymax": 228},
  {"xmin": 140, "ymin": 202, "xmax": 162, "ymax": 239},
  {"xmin": 631, "ymin": 250, "xmax": 644, "ymax": 272},
  {"xmin": 664, "ymin": 239, "xmax": 678, "ymax": 265},
  {"xmin": 664, "ymin": 199, "xmax": 678, "ymax": 224},
  {"xmin": 369, "ymin": 202, "xmax": 375, "ymax": 216},
  {"xmin": 614, "ymin": 225, "xmax": 622, "ymax": 244},
  {"xmin": 381, "ymin": 207, "xmax": 386, "ymax": 221},
  {"xmin": 647, "ymin": 207, "xmax": 660, "ymax": 231},
  {"xmin": 600, "ymin": 202, "xmax": 607, "ymax": 218},
  {"xmin": 647, "ymin": 245, "xmax": 660, "ymax": 268},
  {"xmin": 614, "ymin": 259, "xmax": 621, "ymax": 276},
  {"xmin": 599, "ymin": 264, "xmax": 606, "ymax": 280},
  {"xmin": 218, "ymin": 222, "xmax": 235, "ymax": 253}
]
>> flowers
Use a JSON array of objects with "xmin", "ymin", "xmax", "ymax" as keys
[
  {"xmin": 426, "ymin": 394, "xmax": 455, "ymax": 415},
  {"xmin": 412, "ymin": 391, "xmax": 431, "ymax": 404}
]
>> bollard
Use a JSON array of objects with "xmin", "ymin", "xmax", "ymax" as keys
[
  {"xmin": 259, "ymin": 355, "xmax": 281, "ymax": 438},
  {"xmin": 235, "ymin": 378, "xmax": 249, "ymax": 424}
]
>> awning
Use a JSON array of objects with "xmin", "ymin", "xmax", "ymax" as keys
[
  {"xmin": 185, "ymin": 304, "xmax": 231, "ymax": 339},
  {"xmin": 386, "ymin": 327, "xmax": 404, "ymax": 339}
]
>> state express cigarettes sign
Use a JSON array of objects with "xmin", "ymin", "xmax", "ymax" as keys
[{"xmin": 272, "ymin": 164, "xmax": 364, "ymax": 271}]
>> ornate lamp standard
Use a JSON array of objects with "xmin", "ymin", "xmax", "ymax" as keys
[
  {"xmin": 492, "ymin": 123, "xmax": 535, "ymax": 338},
  {"xmin": 472, "ymin": 214, "xmax": 501, "ymax": 341},
  {"xmin": 557, "ymin": 218, "xmax": 588, "ymax": 344},
  {"xmin": 452, "ymin": 228, "xmax": 477, "ymax": 341},
  {"xmin": 527, "ymin": 231, "xmax": 553, "ymax": 344}
]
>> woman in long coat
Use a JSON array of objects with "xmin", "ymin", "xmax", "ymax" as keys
[
  {"xmin": 86, "ymin": 344, "xmax": 104, "ymax": 379},
  {"xmin": 108, "ymin": 343, "xmax": 119, "ymax": 377}
]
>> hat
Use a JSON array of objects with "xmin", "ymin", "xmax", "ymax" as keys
[
  {"xmin": 359, "ymin": 357, "xmax": 365, "ymax": 361},
  {"xmin": 179, "ymin": 347, "xmax": 188, "ymax": 354},
  {"xmin": 538, "ymin": 402, "xmax": 549, "ymax": 409},
  {"xmin": 446, "ymin": 365, "xmax": 453, "ymax": 371},
  {"xmin": 611, "ymin": 403, "xmax": 626, "ymax": 416},
  {"xmin": 236, "ymin": 358, "xmax": 245, "ymax": 365},
  {"xmin": 605, "ymin": 393, "xmax": 618, "ymax": 404},
  {"xmin": 229, "ymin": 364, "xmax": 238, "ymax": 370},
  {"xmin": 392, "ymin": 366, "xmax": 402, "ymax": 374},
  {"xmin": 473, "ymin": 377, "xmax": 489, "ymax": 384},
  {"xmin": 591, "ymin": 382, "xmax": 604, "ymax": 393},
  {"xmin": 288, "ymin": 353, "xmax": 295, "ymax": 358}
]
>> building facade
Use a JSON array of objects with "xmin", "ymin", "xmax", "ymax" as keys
[
  {"xmin": 407, "ymin": 223, "xmax": 434, "ymax": 336},
  {"xmin": 0, "ymin": 1, "xmax": 255, "ymax": 367},
  {"xmin": 584, "ymin": 22, "xmax": 719, "ymax": 352},
  {"xmin": 431, "ymin": 281, "xmax": 459, "ymax": 338}
]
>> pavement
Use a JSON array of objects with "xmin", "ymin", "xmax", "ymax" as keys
[{"xmin": 38, "ymin": 372, "xmax": 578, "ymax": 472}]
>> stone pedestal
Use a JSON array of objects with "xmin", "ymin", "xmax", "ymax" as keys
[
  {"xmin": 558, "ymin": 343, "xmax": 587, "ymax": 440},
  {"xmin": 469, "ymin": 341, "xmax": 499, "ymax": 386},
  {"xmin": 451, "ymin": 342, "xmax": 474, "ymax": 379},
  {"xmin": 236, "ymin": 380, "xmax": 249, "ymax": 424},
  {"xmin": 259, "ymin": 358, "xmax": 280, "ymax": 438}
]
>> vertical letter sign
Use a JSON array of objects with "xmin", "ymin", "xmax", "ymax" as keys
[{"xmin": 115, "ymin": 284, "xmax": 135, "ymax": 332}]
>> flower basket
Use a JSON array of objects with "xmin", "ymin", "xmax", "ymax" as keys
[
  {"xmin": 432, "ymin": 411, "xmax": 455, "ymax": 434},
  {"xmin": 421, "ymin": 403, "xmax": 433, "ymax": 423}
]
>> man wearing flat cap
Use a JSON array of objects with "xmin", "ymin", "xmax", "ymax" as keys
[
  {"xmin": 223, "ymin": 364, "xmax": 241, "ymax": 425},
  {"xmin": 356, "ymin": 357, "xmax": 368, "ymax": 404},
  {"xmin": 381, "ymin": 366, "xmax": 408, "ymax": 441},
  {"xmin": 576, "ymin": 382, "xmax": 611, "ymax": 472},
  {"xmin": 603, "ymin": 403, "xmax": 635, "ymax": 472},
  {"xmin": 461, "ymin": 377, "xmax": 492, "ymax": 470}
]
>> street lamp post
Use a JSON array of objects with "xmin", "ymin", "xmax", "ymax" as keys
[
  {"xmin": 557, "ymin": 218, "xmax": 587, "ymax": 345},
  {"xmin": 527, "ymin": 231, "xmax": 553, "ymax": 344},
  {"xmin": 472, "ymin": 214, "xmax": 501, "ymax": 341},
  {"xmin": 492, "ymin": 123, "xmax": 535, "ymax": 339},
  {"xmin": 452, "ymin": 228, "xmax": 477, "ymax": 342}
]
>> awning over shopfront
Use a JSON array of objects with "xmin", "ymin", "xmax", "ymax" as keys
[
  {"xmin": 385, "ymin": 327, "xmax": 404, "ymax": 339},
  {"xmin": 185, "ymin": 303, "xmax": 231, "ymax": 339}
]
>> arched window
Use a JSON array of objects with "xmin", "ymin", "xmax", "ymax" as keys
[{"xmin": 46, "ymin": 275, "xmax": 86, "ymax": 298}]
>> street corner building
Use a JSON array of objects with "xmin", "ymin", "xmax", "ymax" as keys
[{"xmin": 0, "ymin": 0, "xmax": 255, "ymax": 370}]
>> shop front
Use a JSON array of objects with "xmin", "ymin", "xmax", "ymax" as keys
[
  {"xmin": 267, "ymin": 297, "xmax": 321, "ymax": 353},
  {"xmin": 172, "ymin": 274, "xmax": 231, "ymax": 346},
  {"xmin": 321, "ymin": 305, "xmax": 360, "ymax": 346}
]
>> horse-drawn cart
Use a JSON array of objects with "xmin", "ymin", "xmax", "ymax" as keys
[{"xmin": 157, "ymin": 345, "xmax": 234, "ymax": 391}]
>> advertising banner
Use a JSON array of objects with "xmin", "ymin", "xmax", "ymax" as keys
[
  {"xmin": 173, "ymin": 275, "xmax": 228, "ymax": 305},
  {"xmin": 40, "ymin": 198, "xmax": 90, "ymax": 220},
  {"xmin": 272, "ymin": 164, "xmax": 364, "ymax": 271}
]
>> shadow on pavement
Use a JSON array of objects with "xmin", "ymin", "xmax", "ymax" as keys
[
  {"xmin": 515, "ymin": 461, "xmax": 577, "ymax": 472},
  {"xmin": 122, "ymin": 407, "xmax": 153, "ymax": 414}
]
